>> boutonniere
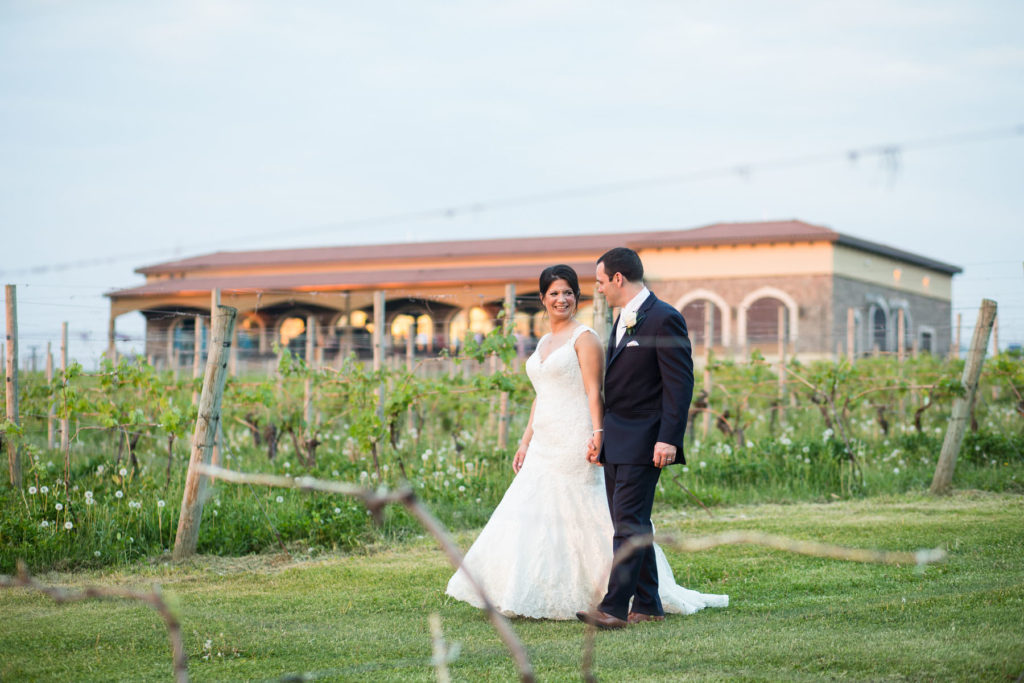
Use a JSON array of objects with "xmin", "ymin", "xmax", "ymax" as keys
[{"xmin": 622, "ymin": 310, "xmax": 644, "ymax": 335}]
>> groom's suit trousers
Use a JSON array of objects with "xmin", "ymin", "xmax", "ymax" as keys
[{"xmin": 598, "ymin": 462, "xmax": 663, "ymax": 620}]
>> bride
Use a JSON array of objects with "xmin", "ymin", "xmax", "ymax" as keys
[{"xmin": 446, "ymin": 264, "xmax": 728, "ymax": 620}]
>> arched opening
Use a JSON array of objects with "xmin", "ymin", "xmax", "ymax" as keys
[
  {"xmin": 871, "ymin": 307, "xmax": 888, "ymax": 353},
  {"xmin": 170, "ymin": 316, "xmax": 207, "ymax": 369},
  {"xmin": 681, "ymin": 300, "xmax": 724, "ymax": 349},
  {"xmin": 237, "ymin": 315, "xmax": 265, "ymax": 358},
  {"xmin": 278, "ymin": 316, "xmax": 308, "ymax": 359},
  {"xmin": 449, "ymin": 306, "xmax": 495, "ymax": 348},
  {"xmin": 746, "ymin": 297, "xmax": 788, "ymax": 347}
]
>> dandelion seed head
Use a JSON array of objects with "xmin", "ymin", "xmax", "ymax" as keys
[
  {"xmin": 114, "ymin": 490, "xmax": 124, "ymax": 499},
  {"xmin": 28, "ymin": 486, "xmax": 37, "ymax": 495},
  {"xmin": 64, "ymin": 521, "xmax": 73, "ymax": 530}
]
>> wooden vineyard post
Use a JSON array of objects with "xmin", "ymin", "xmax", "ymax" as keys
[
  {"xmin": 304, "ymin": 315, "xmax": 316, "ymax": 440},
  {"xmin": 702, "ymin": 303, "xmax": 713, "ymax": 438},
  {"xmin": 846, "ymin": 308, "xmax": 855, "ymax": 364},
  {"xmin": 173, "ymin": 304, "xmax": 238, "ymax": 560},
  {"xmin": 498, "ymin": 284, "xmax": 515, "ymax": 450},
  {"xmin": 46, "ymin": 343, "xmax": 54, "ymax": 449},
  {"xmin": 592, "ymin": 292, "xmax": 611, "ymax": 351},
  {"xmin": 953, "ymin": 312, "xmax": 961, "ymax": 359},
  {"xmin": 60, "ymin": 323, "xmax": 69, "ymax": 456},
  {"xmin": 191, "ymin": 315, "xmax": 204, "ymax": 406},
  {"xmin": 777, "ymin": 306, "xmax": 786, "ymax": 404},
  {"xmin": 4, "ymin": 285, "xmax": 21, "ymax": 488},
  {"xmin": 373, "ymin": 290, "xmax": 385, "ymax": 419},
  {"xmin": 931, "ymin": 299, "xmax": 997, "ymax": 495},
  {"xmin": 992, "ymin": 314, "xmax": 999, "ymax": 355}
]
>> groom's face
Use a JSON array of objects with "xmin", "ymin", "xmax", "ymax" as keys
[{"xmin": 595, "ymin": 262, "xmax": 625, "ymax": 308}]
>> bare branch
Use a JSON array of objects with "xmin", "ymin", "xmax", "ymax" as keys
[
  {"xmin": 197, "ymin": 464, "xmax": 536, "ymax": 683},
  {"xmin": 581, "ymin": 530, "xmax": 946, "ymax": 681},
  {"xmin": 0, "ymin": 560, "xmax": 188, "ymax": 683}
]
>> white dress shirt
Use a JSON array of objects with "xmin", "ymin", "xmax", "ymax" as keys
[{"xmin": 615, "ymin": 286, "xmax": 650, "ymax": 346}]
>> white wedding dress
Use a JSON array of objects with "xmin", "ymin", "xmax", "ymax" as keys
[{"xmin": 446, "ymin": 325, "xmax": 728, "ymax": 619}]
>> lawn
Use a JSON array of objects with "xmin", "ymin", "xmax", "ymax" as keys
[{"xmin": 2, "ymin": 491, "xmax": 1022, "ymax": 681}]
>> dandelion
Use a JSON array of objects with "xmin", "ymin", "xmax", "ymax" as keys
[
  {"xmin": 157, "ymin": 500, "xmax": 166, "ymax": 508},
  {"xmin": 359, "ymin": 471, "xmax": 369, "ymax": 481},
  {"xmin": 283, "ymin": 461, "xmax": 291, "ymax": 469},
  {"xmin": 94, "ymin": 551, "xmax": 101, "ymax": 557},
  {"xmin": 458, "ymin": 485, "xmax": 466, "ymax": 492},
  {"xmin": 779, "ymin": 437, "xmax": 792, "ymax": 446},
  {"xmin": 333, "ymin": 507, "xmax": 341, "ymax": 514},
  {"xmin": 893, "ymin": 467, "xmax": 900, "ymax": 474},
  {"xmin": 475, "ymin": 498, "xmax": 482, "ymax": 503},
  {"xmin": 41, "ymin": 486, "xmax": 49, "ymax": 494},
  {"xmin": 466, "ymin": 462, "xmax": 474, "ymax": 471},
  {"xmin": 444, "ymin": 480, "xmax": 450, "ymax": 487},
  {"xmin": 382, "ymin": 465, "xmax": 389, "ymax": 473},
  {"xmin": 64, "ymin": 521, "xmax": 73, "ymax": 530},
  {"xmin": 55, "ymin": 503, "xmax": 64, "ymax": 511},
  {"xmin": 699, "ymin": 461, "xmax": 707, "ymax": 468},
  {"xmin": 85, "ymin": 490, "xmax": 93, "ymax": 499},
  {"xmin": 822, "ymin": 428, "xmax": 834, "ymax": 442},
  {"xmin": 115, "ymin": 490, "xmax": 124, "ymax": 499},
  {"xmin": 119, "ymin": 468, "xmax": 128, "ymax": 477},
  {"xmin": 86, "ymin": 498, "xmax": 95, "ymax": 506},
  {"xmin": 746, "ymin": 441, "xmax": 754, "ymax": 449},
  {"xmin": 802, "ymin": 446, "xmax": 810, "ymax": 454},
  {"xmin": 332, "ymin": 470, "xmax": 339, "ymax": 477},
  {"xmin": 276, "ymin": 496, "xmax": 284, "ymax": 503},
  {"xmin": 28, "ymin": 486, "xmax": 37, "ymax": 495},
  {"xmin": 40, "ymin": 520, "xmax": 49, "ymax": 528},
  {"xmin": 682, "ymin": 466, "xmax": 689, "ymax": 472},
  {"xmin": 96, "ymin": 465, "xmax": 105, "ymax": 474}
]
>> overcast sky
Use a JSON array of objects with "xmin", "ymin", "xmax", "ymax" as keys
[{"xmin": 2, "ymin": 1, "xmax": 1022, "ymax": 366}]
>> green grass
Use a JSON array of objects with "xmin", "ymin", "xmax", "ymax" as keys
[{"xmin": 2, "ymin": 492, "xmax": 1022, "ymax": 681}]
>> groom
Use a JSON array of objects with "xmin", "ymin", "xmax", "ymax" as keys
[{"xmin": 577, "ymin": 247, "xmax": 694, "ymax": 629}]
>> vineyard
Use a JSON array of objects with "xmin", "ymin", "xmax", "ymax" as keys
[{"xmin": 2, "ymin": 324, "xmax": 1022, "ymax": 574}]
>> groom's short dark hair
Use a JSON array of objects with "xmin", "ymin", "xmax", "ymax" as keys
[{"xmin": 597, "ymin": 247, "xmax": 644, "ymax": 283}]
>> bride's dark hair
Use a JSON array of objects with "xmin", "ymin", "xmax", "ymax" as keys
[{"xmin": 539, "ymin": 264, "xmax": 581, "ymax": 301}]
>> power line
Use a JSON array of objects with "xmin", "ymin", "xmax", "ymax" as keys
[{"xmin": 2, "ymin": 123, "xmax": 1021, "ymax": 279}]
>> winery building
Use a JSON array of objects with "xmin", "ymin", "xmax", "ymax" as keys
[{"xmin": 105, "ymin": 220, "xmax": 961, "ymax": 369}]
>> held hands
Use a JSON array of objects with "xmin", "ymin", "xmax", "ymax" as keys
[
  {"xmin": 653, "ymin": 442, "xmax": 677, "ymax": 469},
  {"xmin": 585, "ymin": 431, "xmax": 603, "ymax": 465}
]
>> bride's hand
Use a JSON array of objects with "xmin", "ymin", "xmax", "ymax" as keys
[
  {"xmin": 586, "ymin": 433, "xmax": 602, "ymax": 464},
  {"xmin": 513, "ymin": 444, "xmax": 527, "ymax": 473}
]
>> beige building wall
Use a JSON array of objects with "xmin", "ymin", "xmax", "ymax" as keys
[{"xmin": 833, "ymin": 244, "xmax": 952, "ymax": 300}]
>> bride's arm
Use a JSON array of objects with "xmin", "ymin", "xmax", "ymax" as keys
[
  {"xmin": 513, "ymin": 398, "xmax": 537, "ymax": 474},
  {"xmin": 575, "ymin": 330, "xmax": 605, "ymax": 463}
]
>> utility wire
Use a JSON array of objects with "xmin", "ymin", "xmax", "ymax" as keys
[{"xmin": 2, "ymin": 123, "xmax": 1021, "ymax": 279}]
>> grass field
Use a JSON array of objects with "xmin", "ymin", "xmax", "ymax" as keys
[{"xmin": 2, "ymin": 491, "xmax": 1022, "ymax": 681}]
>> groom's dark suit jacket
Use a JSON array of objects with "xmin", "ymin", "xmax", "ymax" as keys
[{"xmin": 600, "ymin": 292, "xmax": 694, "ymax": 466}]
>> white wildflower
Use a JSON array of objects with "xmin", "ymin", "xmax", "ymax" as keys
[
  {"xmin": 28, "ymin": 486, "xmax": 37, "ymax": 495},
  {"xmin": 64, "ymin": 521, "xmax": 73, "ymax": 530}
]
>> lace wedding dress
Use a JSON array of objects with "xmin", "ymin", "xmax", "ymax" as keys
[{"xmin": 446, "ymin": 325, "xmax": 728, "ymax": 619}]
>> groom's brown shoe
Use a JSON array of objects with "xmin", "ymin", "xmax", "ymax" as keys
[
  {"xmin": 575, "ymin": 610, "xmax": 628, "ymax": 630},
  {"xmin": 627, "ymin": 612, "xmax": 665, "ymax": 625}
]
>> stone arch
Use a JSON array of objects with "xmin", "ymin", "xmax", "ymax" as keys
[
  {"xmin": 865, "ymin": 295, "xmax": 890, "ymax": 353},
  {"xmin": 738, "ymin": 286, "xmax": 799, "ymax": 350},
  {"xmin": 675, "ymin": 289, "xmax": 732, "ymax": 348},
  {"xmin": 237, "ymin": 312, "xmax": 268, "ymax": 355}
]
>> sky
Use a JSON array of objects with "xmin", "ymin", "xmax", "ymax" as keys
[{"xmin": 1, "ymin": 0, "xmax": 1022, "ymax": 367}]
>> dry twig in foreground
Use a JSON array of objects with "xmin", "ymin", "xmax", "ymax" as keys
[
  {"xmin": 581, "ymin": 531, "xmax": 946, "ymax": 682},
  {"xmin": 197, "ymin": 464, "xmax": 535, "ymax": 683},
  {"xmin": 0, "ymin": 560, "xmax": 188, "ymax": 683}
]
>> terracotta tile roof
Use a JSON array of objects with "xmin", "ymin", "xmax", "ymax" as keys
[
  {"xmin": 107, "ymin": 261, "xmax": 596, "ymax": 299},
  {"xmin": 134, "ymin": 220, "xmax": 837, "ymax": 275},
  {"xmin": 110, "ymin": 220, "xmax": 961, "ymax": 300}
]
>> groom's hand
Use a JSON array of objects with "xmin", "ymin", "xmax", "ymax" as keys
[{"xmin": 653, "ymin": 442, "xmax": 676, "ymax": 468}]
